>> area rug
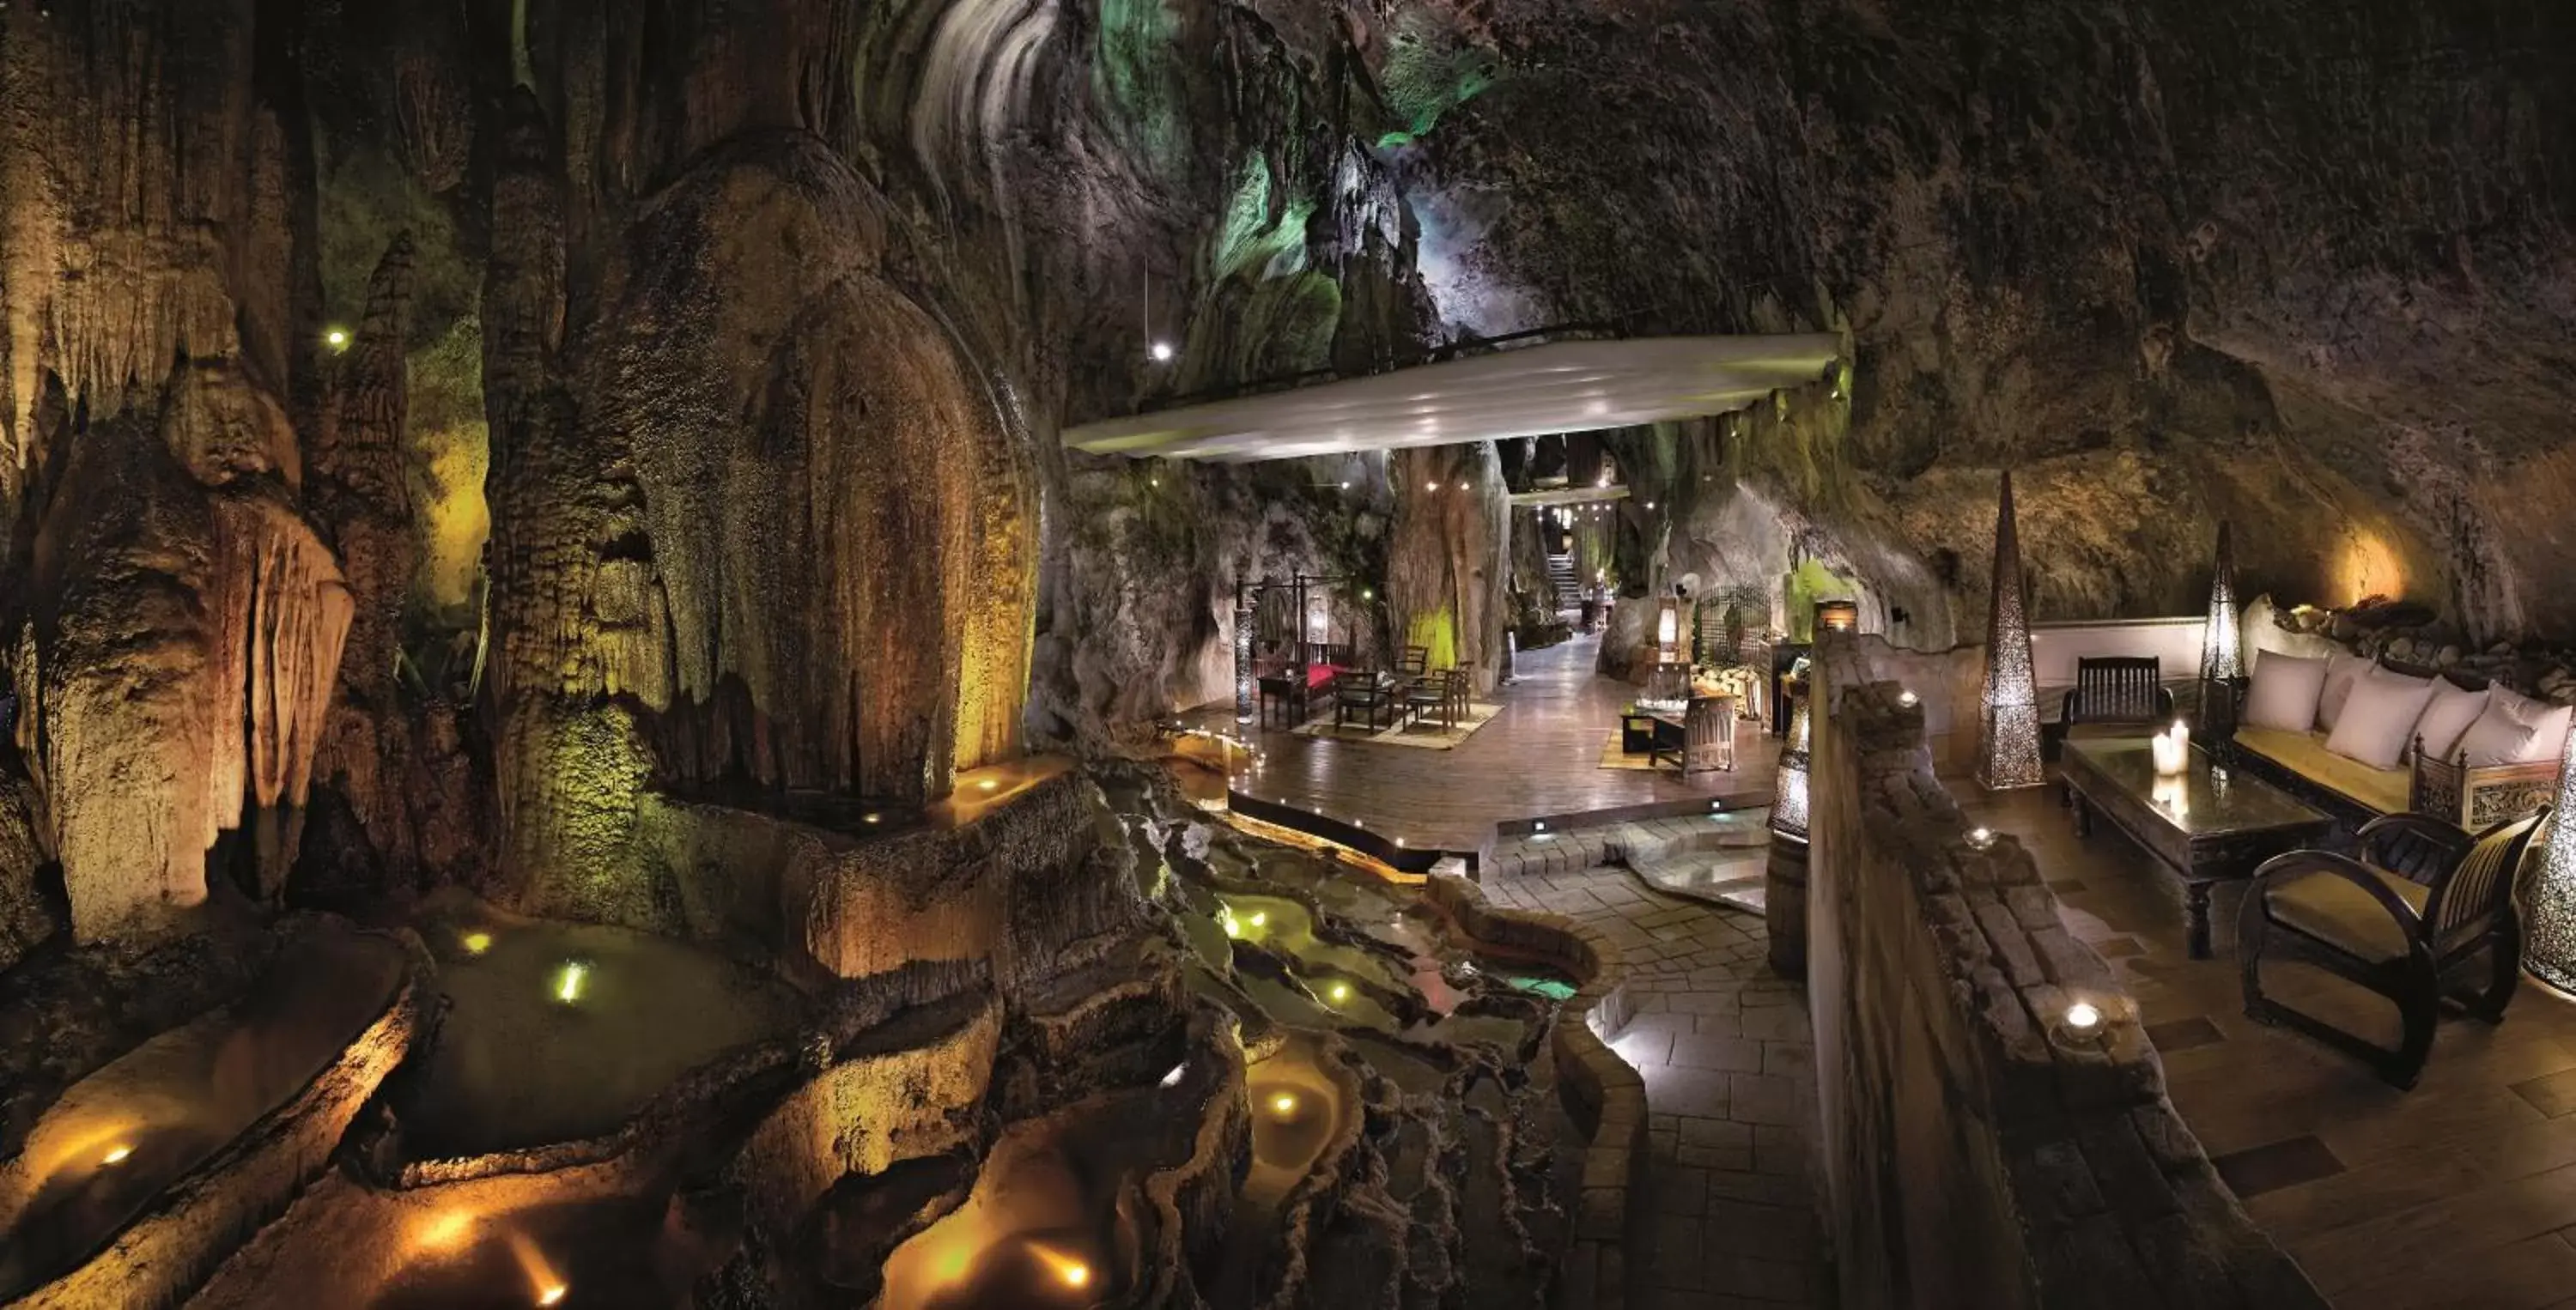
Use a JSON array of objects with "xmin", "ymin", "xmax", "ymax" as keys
[
  {"xmin": 1291, "ymin": 701, "xmax": 1504, "ymax": 749},
  {"xmin": 1598, "ymin": 732, "xmax": 1673, "ymax": 772}
]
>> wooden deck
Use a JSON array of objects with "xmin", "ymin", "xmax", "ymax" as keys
[
  {"xmin": 1955, "ymin": 782, "xmax": 2576, "ymax": 1310},
  {"xmin": 1186, "ymin": 634, "xmax": 1778, "ymax": 853}
]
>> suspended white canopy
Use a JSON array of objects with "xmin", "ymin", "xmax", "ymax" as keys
[{"xmin": 1065, "ymin": 334, "xmax": 1842, "ymax": 464}]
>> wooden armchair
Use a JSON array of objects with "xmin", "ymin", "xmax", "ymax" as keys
[
  {"xmin": 2239, "ymin": 807, "xmax": 2550, "ymax": 1089},
  {"xmin": 1396, "ymin": 646, "xmax": 1430, "ymax": 678}
]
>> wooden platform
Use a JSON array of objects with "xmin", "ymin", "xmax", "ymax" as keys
[
  {"xmin": 1183, "ymin": 635, "xmax": 1778, "ymax": 855},
  {"xmin": 1955, "ymin": 782, "xmax": 2576, "ymax": 1310}
]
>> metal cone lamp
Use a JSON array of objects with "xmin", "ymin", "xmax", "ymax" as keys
[
  {"xmin": 2525, "ymin": 727, "xmax": 2576, "ymax": 995},
  {"xmin": 2200, "ymin": 522, "xmax": 2242, "ymax": 683},
  {"xmin": 1770, "ymin": 691, "xmax": 1813, "ymax": 844},
  {"xmin": 1978, "ymin": 471, "xmax": 2043, "ymax": 790}
]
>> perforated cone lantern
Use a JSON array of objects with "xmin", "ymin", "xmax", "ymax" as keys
[
  {"xmin": 1770, "ymin": 691, "xmax": 1813, "ymax": 843},
  {"xmin": 1978, "ymin": 471, "xmax": 2043, "ymax": 790},
  {"xmin": 2201, "ymin": 522, "xmax": 2242, "ymax": 683},
  {"xmin": 2527, "ymin": 729, "xmax": 2576, "ymax": 995}
]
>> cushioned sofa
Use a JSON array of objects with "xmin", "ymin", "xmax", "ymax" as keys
[{"xmin": 2225, "ymin": 649, "xmax": 2562, "ymax": 832}]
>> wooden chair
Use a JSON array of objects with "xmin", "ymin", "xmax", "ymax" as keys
[
  {"xmin": 2060, "ymin": 656, "xmax": 2173, "ymax": 731},
  {"xmin": 2239, "ymin": 807, "xmax": 2550, "ymax": 1089},
  {"xmin": 1402, "ymin": 671, "xmax": 1454, "ymax": 731},
  {"xmin": 1334, "ymin": 674, "xmax": 1393, "ymax": 732},
  {"xmin": 1684, "ymin": 694, "xmax": 1737, "ymax": 773},
  {"xmin": 2058, "ymin": 656, "xmax": 2174, "ymax": 804},
  {"xmin": 1396, "ymin": 646, "xmax": 1430, "ymax": 678}
]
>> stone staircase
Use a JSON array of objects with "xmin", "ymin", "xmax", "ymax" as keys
[{"xmin": 1546, "ymin": 552, "xmax": 1579, "ymax": 610}]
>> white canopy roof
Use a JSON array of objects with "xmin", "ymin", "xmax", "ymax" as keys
[{"xmin": 1065, "ymin": 334, "xmax": 1842, "ymax": 464}]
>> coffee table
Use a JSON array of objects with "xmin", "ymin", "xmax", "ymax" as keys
[{"xmin": 2059, "ymin": 737, "xmax": 2333, "ymax": 959}]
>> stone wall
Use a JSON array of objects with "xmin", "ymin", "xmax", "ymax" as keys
[
  {"xmin": 640, "ymin": 767, "xmax": 1129, "ymax": 996},
  {"xmin": 1804, "ymin": 633, "xmax": 2326, "ymax": 1309}
]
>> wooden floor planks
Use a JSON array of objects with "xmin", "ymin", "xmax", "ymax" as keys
[{"xmin": 1188, "ymin": 634, "xmax": 1777, "ymax": 852}]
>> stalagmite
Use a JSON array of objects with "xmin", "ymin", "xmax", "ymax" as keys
[{"xmin": 18, "ymin": 404, "xmax": 349, "ymax": 940}]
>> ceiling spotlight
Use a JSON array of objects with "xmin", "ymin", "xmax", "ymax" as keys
[
  {"xmin": 1456, "ymin": 482, "xmax": 1469, "ymax": 491},
  {"xmin": 323, "ymin": 326, "xmax": 350, "ymax": 352},
  {"xmin": 1339, "ymin": 480, "xmax": 1351, "ymax": 489},
  {"xmin": 1644, "ymin": 501, "xmax": 1656, "ymax": 510},
  {"xmin": 1149, "ymin": 340, "xmax": 1175, "ymax": 362},
  {"xmin": 1424, "ymin": 481, "xmax": 1437, "ymax": 492}
]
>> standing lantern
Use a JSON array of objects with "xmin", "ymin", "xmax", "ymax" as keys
[
  {"xmin": 1770, "ymin": 691, "xmax": 1813, "ymax": 844},
  {"xmin": 1978, "ymin": 471, "xmax": 2043, "ymax": 790},
  {"xmin": 2524, "ymin": 727, "xmax": 2576, "ymax": 995},
  {"xmin": 1233, "ymin": 584, "xmax": 1255, "ymax": 726},
  {"xmin": 2197, "ymin": 521, "xmax": 2243, "ymax": 743}
]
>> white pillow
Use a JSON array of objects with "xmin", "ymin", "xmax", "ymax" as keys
[
  {"xmin": 2317, "ymin": 651, "xmax": 2376, "ymax": 731},
  {"xmin": 2324, "ymin": 668, "xmax": 2435, "ymax": 769},
  {"xmin": 2458, "ymin": 686, "xmax": 2574, "ymax": 766},
  {"xmin": 2243, "ymin": 651, "xmax": 2329, "ymax": 733},
  {"xmin": 2412, "ymin": 677, "xmax": 2489, "ymax": 763}
]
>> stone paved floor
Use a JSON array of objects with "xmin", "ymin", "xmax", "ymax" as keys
[{"xmin": 1483, "ymin": 855, "xmax": 1833, "ymax": 1307}]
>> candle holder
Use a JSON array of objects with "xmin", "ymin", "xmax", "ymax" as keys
[{"xmin": 2050, "ymin": 998, "xmax": 2111, "ymax": 1047}]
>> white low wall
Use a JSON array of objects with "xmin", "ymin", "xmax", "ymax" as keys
[{"xmin": 2028, "ymin": 616, "xmax": 2202, "ymax": 689}]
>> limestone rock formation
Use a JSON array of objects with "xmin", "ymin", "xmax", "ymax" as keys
[{"xmin": 1410, "ymin": 0, "xmax": 2576, "ymax": 639}]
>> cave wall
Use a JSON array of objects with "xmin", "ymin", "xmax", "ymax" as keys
[
  {"xmin": 3, "ymin": 0, "xmax": 2567, "ymax": 937},
  {"xmin": 1412, "ymin": 0, "xmax": 2576, "ymax": 642},
  {"xmin": 0, "ymin": 3, "xmax": 361, "ymax": 941}
]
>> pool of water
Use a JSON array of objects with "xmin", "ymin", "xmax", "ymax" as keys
[
  {"xmin": 0, "ymin": 927, "xmax": 407, "ymax": 1298},
  {"xmin": 395, "ymin": 897, "xmax": 805, "ymax": 1158}
]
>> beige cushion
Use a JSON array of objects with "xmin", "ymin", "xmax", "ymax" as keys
[
  {"xmin": 2415, "ymin": 677, "xmax": 2490, "ymax": 763},
  {"xmin": 2233, "ymin": 724, "xmax": 2413, "ymax": 816},
  {"xmin": 2317, "ymin": 651, "xmax": 2376, "ymax": 731},
  {"xmin": 2245, "ymin": 651, "xmax": 2330, "ymax": 732},
  {"xmin": 2459, "ymin": 685, "xmax": 2573, "ymax": 767},
  {"xmin": 2269, "ymin": 865, "xmax": 2427, "ymax": 962},
  {"xmin": 2324, "ymin": 667, "xmax": 2435, "ymax": 770}
]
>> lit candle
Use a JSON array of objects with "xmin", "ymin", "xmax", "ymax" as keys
[{"xmin": 2150, "ymin": 724, "xmax": 2185, "ymax": 776}]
